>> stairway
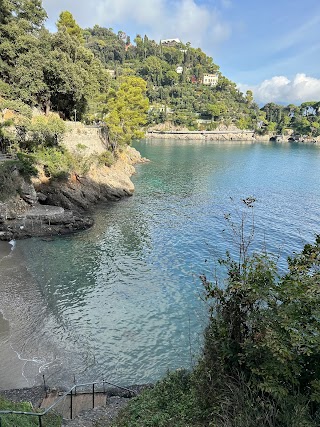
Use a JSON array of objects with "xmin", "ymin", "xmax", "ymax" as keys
[
  {"xmin": 41, "ymin": 390, "xmax": 107, "ymax": 419},
  {"xmin": 39, "ymin": 382, "xmax": 147, "ymax": 426}
]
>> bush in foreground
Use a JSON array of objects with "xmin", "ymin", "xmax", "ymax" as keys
[{"xmin": 112, "ymin": 234, "xmax": 320, "ymax": 427}]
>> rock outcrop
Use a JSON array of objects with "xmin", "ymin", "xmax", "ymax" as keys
[{"xmin": 0, "ymin": 142, "xmax": 147, "ymax": 240}]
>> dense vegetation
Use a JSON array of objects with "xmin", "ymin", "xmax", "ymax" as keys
[
  {"xmin": 112, "ymin": 201, "xmax": 320, "ymax": 426},
  {"xmin": 0, "ymin": 395, "xmax": 61, "ymax": 427},
  {"xmin": 83, "ymin": 26, "xmax": 261, "ymax": 130},
  {"xmin": 1, "ymin": 0, "xmax": 319, "ymax": 155},
  {"xmin": 0, "ymin": 1, "xmax": 149, "ymax": 183},
  {"xmin": 82, "ymin": 25, "xmax": 320, "ymax": 136},
  {"xmin": 261, "ymin": 102, "xmax": 320, "ymax": 138}
]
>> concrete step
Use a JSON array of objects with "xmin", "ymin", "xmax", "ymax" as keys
[{"xmin": 41, "ymin": 391, "xmax": 106, "ymax": 419}]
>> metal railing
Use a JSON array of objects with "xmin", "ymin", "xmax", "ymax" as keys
[{"xmin": 0, "ymin": 379, "xmax": 136, "ymax": 426}]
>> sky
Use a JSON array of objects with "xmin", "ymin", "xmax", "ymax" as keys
[{"xmin": 42, "ymin": 0, "xmax": 320, "ymax": 105}]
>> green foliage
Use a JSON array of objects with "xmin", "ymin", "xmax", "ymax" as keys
[
  {"xmin": 56, "ymin": 11, "xmax": 84, "ymax": 43},
  {"xmin": 16, "ymin": 152, "xmax": 38, "ymax": 178},
  {"xmin": 43, "ymin": 29, "xmax": 110, "ymax": 120},
  {"xmin": 28, "ymin": 114, "xmax": 66, "ymax": 147},
  {"xmin": 113, "ymin": 371, "xmax": 202, "ymax": 427},
  {"xmin": 82, "ymin": 27, "xmax": 263, "ymax": 130},
  {"xmin": 0, "ymin": 0, "xmax": 47, "ymax": 106},
  {"xmin": 33, "ymin": 146, "xmax": 83, "ymax": 180},
  {"xmin": 0, "ymin": 79, "xmax": 11, "ymax": 97},
  {"xmin": 267, "ymin": 121, "xmax": 277, "ymax": 132},
  {"xmin": 172, "ymin": 111, "xmax": 197, "ymax": 129},
  {"xmin": 96, "ymin": 150, "xmax": 115, "ymax": 167},
  {"xmin": 237, "ymin": 115, "xmax": 253, "ymax": 130},
  {"xmin": 0, "ymin": 396, "xmax": 61, "ymax": 427},
  {"xmin": 195, "ymin": 205, "xmax": 320, "ymax": 426},
  {"xmin": 0, "ymin": 3, "xmax": 110, "ymax": 119},
  {"xmin": 259, "ymin": 102, "xmax": 320, "ymax": 137},
  {"xmin": 104, "ymin": 76, "xmax": 149, "ymax": 147},
  {"xmin": 85, "ymin": 25, "xmax": 126, "ymax": 65},
  {"xmin": 0, "ymin": 119, "xmax": 15, "ymax": 152},
  {"xmin": 0, "ymin": 99, "xmax": 32, "ymax": 118}
]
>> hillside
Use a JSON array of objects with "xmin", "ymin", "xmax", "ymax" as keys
[
  {"xmin": 83, "ymin": 27, "xmax": 262, "ymax": 131},
  {"xmin": 1, "ymin": 2, "xmax": 320, "ymax": 142}
]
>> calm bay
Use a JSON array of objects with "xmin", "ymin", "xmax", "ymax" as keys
[{"xmin": 0, "ymin": 139, "xmax": 320, "ymax": 390}]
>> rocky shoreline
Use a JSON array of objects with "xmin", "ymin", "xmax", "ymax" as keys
[
  {"xmin": 146, "ymin": 128, "xmax": 320, "ymax": 144},
  {"xmin": 0, "ymin": 204, "xmax": 94, "ymax": 240},
  {"xmin": 0, "ymin": 147, "xmax": 147, "ymax": 241},
  {"xmin": 0, "ymin": 385, "xmax": 45, "ymax": 408}
]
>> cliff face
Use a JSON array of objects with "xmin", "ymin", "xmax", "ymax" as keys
[
  {"xmin": 34, "ymin": 146, "xmax": 143, "ymax": 212},
  {"xmin": 0, "ymin": 125, "xmax": 146, "ymax": 240}
]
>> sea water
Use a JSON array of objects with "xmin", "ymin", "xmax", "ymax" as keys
[{"xmin": 0, "ymin": 140, "xmax": 320, "ymax": 389}]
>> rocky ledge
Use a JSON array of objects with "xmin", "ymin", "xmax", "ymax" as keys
[
  {"xmin": 0, "ymin": 147, "xmax": 148, "ymax": 241},
  {"xmin": 0, "ymin": 204, "xmax": 93, "ymax": 240}
]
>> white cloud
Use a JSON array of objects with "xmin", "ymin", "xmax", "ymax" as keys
[
  {"xmin": 96, "ymin": 0, "xmax": 164, "ymax": 26},
  {"xmin": 238, "ymin": 74, "xmax": 320, "ymax": 105},
  {"xmin": 273, "ymin": 15, "xmax": 320, "ymax": 54},
  {"xmin": 43, "ymin": 0, "xmax": 231, "ymax": 49}
]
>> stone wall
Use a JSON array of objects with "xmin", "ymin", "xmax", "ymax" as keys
[
  {"xmin": 63, "ymin": 123, "xmax": 108, "ymax": 155},
  {"xmin": 146, "ymin": 131, "xmax": 261, "ymax": 142}
]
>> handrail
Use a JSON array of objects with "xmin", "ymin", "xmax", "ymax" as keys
[{"xmin": 0, "ymin": 379, "xmax": 136, "ymax": 425}]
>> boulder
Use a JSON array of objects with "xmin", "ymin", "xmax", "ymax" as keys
[{"xmin": 20, "ymin": 182, "xmax": 37, "ymax": 205}]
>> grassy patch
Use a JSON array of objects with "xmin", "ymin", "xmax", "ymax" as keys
[{"xmin": 0, "ymin": 396, "xmax": 61, "ymax": 427}]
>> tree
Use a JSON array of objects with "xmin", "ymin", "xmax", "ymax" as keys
[
  {"xmin": 41, "ymin": 28, "xmax": 109, "ymax": 119},
  {"xmin": 0, "ymin": 0, "xmax": 47, "ymax": 86},
  {"xmin": 56, "ymin": 11, "xmax": 84, "ymax": 43},
  {"xmin": 104, "ymin": 76, "xmax": 149, "ymax": 148},
  {"xmin": 261, "ymin": 102, "xmax": 282, "ymax": 123},
  {"xmin": 163, "ymin": 70, "xmax": 179, "ymax": 86},
  {"xmin": 245, "ymin": 90, "xmax": 253, "ymax": 105},
  {"xmin": 293, "ymin": 116, "xmax": 312, "ymax": 135},
  {"xmin": 138, "ymin": 56, "xmax": 169, "ymax": 86},
  {"xmin": 207, "ymin": 102, "xmax": 227, "ymax": 121}
]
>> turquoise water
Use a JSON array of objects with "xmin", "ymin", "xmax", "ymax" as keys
[{"xmin": 0, "ymin": 140, "xmax": 320, "ymax": 389}]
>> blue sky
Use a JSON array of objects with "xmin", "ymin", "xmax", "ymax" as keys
[{"xmin": 42, "ymin": 0, "xmax": 320, "ymax": 105}]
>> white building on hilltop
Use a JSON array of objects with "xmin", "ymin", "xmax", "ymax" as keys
[
  {"xmin": 203, "ymin": 74, "xmax": 219, "ymax": 86},
  {"xmin": 160, "ymin": 38, "xmax": 181, "ymax": 47}
]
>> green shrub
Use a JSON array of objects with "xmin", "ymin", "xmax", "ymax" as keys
[
  {"xmin": 28, "ymin": 114, "xmax": 66, "ymax": 147},
  {"xmin": 76, "ymin": 143, "xmax": 87, "ymax": 151},
  {"xmin": 0, "ymin": 99, "xmax": 32, "ymax": 118},
  {"xmin": 33, "ymin": 147, "xmax": 74, "ymax": 180},
  {"xmin": 16, "ymin": 152, "xmax": 38, "ymax": 178},
  {"xmin": 194, "ymin": 233, "xmax": 320, "ymax": 426},
  {"xmin": 96, "ymin": 150, "xmax": 114, "ymax": 167},
  {"xmin": 113, "ymin": 370, "xmax": 201, "ymax": 427},
  {"xmin": 0, "ymin": 396, "xmax": 61, "ymax": 427},
  {"xmin": 34, "ymin": 146, "xmax": 93, "ymax": 180}
]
